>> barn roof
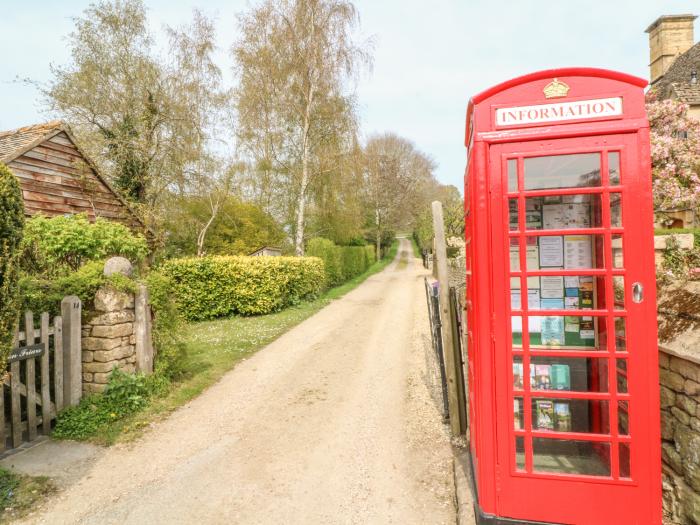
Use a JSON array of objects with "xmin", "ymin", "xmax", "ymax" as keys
[
  {"xmin": 0, "ymin": 120, "xmax": 147, "ymax": 231},
  {"xmin": 0, "ymin": 120, "xmax": 66, "ymax": 163}
]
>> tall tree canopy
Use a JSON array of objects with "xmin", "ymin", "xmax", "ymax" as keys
[
  {"xmin": 44, "ymin": 0, "xmax": 227, "ymax": 234},
  {"xmin": 233, "ymin": 0, "xmax": 371, "ymax": 255}
]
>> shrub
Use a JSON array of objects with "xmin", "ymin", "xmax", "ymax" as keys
[
  {"xmin": 160, "ymin": 256, "xmax": 325, "ymax": 321},
  {"xmin": 145, "ymin": 271, "xmax": 186, "ymax": 379},
  {"xmin": 19, "ymin": 260, "xmax": 137, "ymax": 317},
  {"xmin": 307, "ymin": 238, "xmax": 342, "ymax": 286},
  {"xmin": 20, "ymin": 214, "xmax": 148, "ymax": 273},
  {"xmin": 53, "ymin": 369, "xmax": 160, "ymax": 440},
  {"xmin": 0, "ymin": 164, "xmax": 24, "ymax": 371},
  {"xmin": 306, "ymin": 238, "xmax": 376, "ymax": 286}
]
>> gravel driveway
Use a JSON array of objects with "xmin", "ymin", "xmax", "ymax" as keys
[{"xmin": 20, "ymin": 238, "xmax": 456, "ymax": 524}]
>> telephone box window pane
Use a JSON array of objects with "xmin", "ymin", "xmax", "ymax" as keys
[
  {"xmin": 533, "ymin": 439, "xmax": 611, "ymax": 476},
  {"xmin": 619, "ymin": 443, "xmax": 631, "ymax": 478},
  {"xmin": 532, "ymin": 398, "xmax": 609, "ymax": 434},
  {"xmin": 514, "ymin": 397, "xmax": 524, "ymax": 430},
  {"xmin": 525, "ymin": 194, "xmax": 603, "ymax": 231},
  {"xmin": 509, "ymin": 199, "xmax": 519, "ymax": 231},
  {"xmin": 526, "ymin": 235, "xmax": 605, "ymax": 270},
  {"xmin": 617, "ymin": 359, "xmax": 628, "ymax": 394},
  {"xmin": 524, "ymin": 153, "xmax": 601, "ymax": 190},
  {"xmin": 513, "ymin": 356, "xmax": 524, "ymax": 390},
  {"xmin": 529, "ymin": 356, "xmax": 609, "ymax": 392},
  {"xmin": 618, "ymin": 400, "xmax": 630, "ymax": 435},
  {"xmin": 615, "ymin": 318, "xmax": 627, "ymax": 352},
  {"xmin": 508, "ymin": 159, "xmax": 518, "ymax": 192},
  {"xmin": 524, "ymin": 316, "xmax": 601, "ymax": 350},
  {"xmin": 612, "ymin": 234, "xmax": 624, "ymax": 268},
  {"xmin": 525, "ymin": 274, "xmax": 605, "ymax": 311},
  {"xmin": 512, "ymin": 317, "xmax": 523, "ymax": 348},
  {"xmin": 609, "ymin": 152, "xmax": 621, "ymax": 185},
  {"xmin": 613, "ymin": 276, "xmax": 625, "ymax": 310},
  {"xmin": 515, "ymin": 436, "xmax": 525, "ymax": 471},
  {"xmin": 610, "ymin": 193, "xmax": 622, "ymax": 227}
]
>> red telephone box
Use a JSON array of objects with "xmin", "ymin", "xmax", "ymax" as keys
[{"xmin": 464, "ymin": 68, "xmax": 661, "ymax": 525}]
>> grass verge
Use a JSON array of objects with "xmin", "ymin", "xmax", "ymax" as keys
[
  {"xmin": 0, "ymin": 467, "xmax": 55, "ymax": 522},
  {"xmin": 409, "ymin": 236, "xmax": 421, "ymax": 259},
  {"xmin": 79, "ymin": 240, "xmax": 399, "ymax": 445}
]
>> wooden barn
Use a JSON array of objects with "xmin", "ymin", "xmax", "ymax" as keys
[{"xmin": 0, "ymin": 121, "xmax": 142, "ymax": 229}]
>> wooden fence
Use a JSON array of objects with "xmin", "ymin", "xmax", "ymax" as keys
[{"xmin": 2, "ymin": 296, "xmax": 82, "ymax": 453}]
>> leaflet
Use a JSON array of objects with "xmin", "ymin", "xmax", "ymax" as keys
[
  {"xmin": 564, "ymin": 235, "xmax": 593, "ymax": 269},
  {"xmin": 541, "ymin": 298, "xmax": 564, "ymax": 309},
  {"xmin": 540, "ymin": 274, "xmax": 564, "ymax": 299},
  {"xmin": 539, "ymin": 236, "xmax": 564, "ymax": 267},
  {"xmin": 565, "ymin": 297, "xmax": 579, "ymax": 309},
  {"xmin": 541, "ymin": 316, "xmax": 565, "ymax": 346},
  {"xmin": 564, "ymin": 276, "xmax": 580, "ymax": 288}
]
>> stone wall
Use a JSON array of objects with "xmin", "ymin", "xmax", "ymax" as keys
[
  {"xmin": 659, "ymin": 281, "xmax": 700, "ymax": 524},
  {"xmin": 81, "ymin": 288, "xmax": 136, "ymax": 393},
  {"xmin": 660, "ymin": 348, "xmax": 700, "ymax": 524}
]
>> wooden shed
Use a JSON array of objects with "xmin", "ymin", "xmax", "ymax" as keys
[
  {"xmin": 0, "ymin": 121, "xmax": 142, "ymax": 229},
  {"xmin": 249, "ymin": 246, "xmax": 282, "ymax": 257}
]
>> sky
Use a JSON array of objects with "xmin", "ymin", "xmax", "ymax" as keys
[{"xmin": 1, "ymin": 0, "xmax": 699, "ymax": 191}]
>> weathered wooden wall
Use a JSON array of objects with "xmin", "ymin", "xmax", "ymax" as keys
[{"xmin": 8, "ymin": 131, "xmax": 139, "ymax": 228}]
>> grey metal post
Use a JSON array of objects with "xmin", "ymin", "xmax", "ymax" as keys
[{"xmin": 61, "ymin": 296, "xmax": 82, "ymax": 406}]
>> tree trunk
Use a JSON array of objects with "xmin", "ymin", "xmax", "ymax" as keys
[
  {"xmin": 294, "ymin": 83, "xmax": 315, "ymax": 257},
  {"xmin": 196, "ymin": 201, "xmax": 219, "ymax": 257},
  {"xmin": 375, "ymin": 207, "xmax": 381, "ymax": 261}
]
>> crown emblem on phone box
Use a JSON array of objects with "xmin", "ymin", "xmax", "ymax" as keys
[{"xmin": 544, "ymin": 78, "xmax": 570, "ymax": 99}]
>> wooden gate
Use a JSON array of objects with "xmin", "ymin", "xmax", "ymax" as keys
[{"xmin": 2, "ymin": 297, "xmax": 82, "ymax": 453}]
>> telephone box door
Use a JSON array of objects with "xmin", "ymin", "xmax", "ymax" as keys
[{"xmin": 490, "ymin": 134, "xmax": 660, "ymax": 525}]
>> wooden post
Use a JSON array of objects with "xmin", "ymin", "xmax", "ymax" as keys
[
  {"xmin": 40, "ymin": 312, "xmax": 51, "ymax": 434},
  {"xmin": 54, "ymin": 316, "xmax": 64, "ymax": 412},
  {"xmin": 24, "ymin": 311, "xmax": 37, "ymax": 441},
  {"xmin": 432, "ymin": 201, "xmax": 463, "ymax": 436},
  {"xmin": 61, "ymin": 296, "xmax": 82, "ymax": 407},
  {"xmin": 135, "ymin": 285, "xmax": 154, "ymax": 374},
  {"xmin": 10, "ymin": 331, "xmax": 21, "ymax": 448}
]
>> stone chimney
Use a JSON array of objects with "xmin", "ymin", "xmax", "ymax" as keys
[{"xmin": 646, "ymin": 14, "xmax": 697, "ymax": 85}]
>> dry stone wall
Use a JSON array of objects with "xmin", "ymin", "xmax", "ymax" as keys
[
  {"xmin": 660, "ymin": 349, "xmax": 700, "ymax": 524},
  {"xmin": 81, "ymin": 288, "xmax": 137, "ymax": 393},
  {"xmin": 658, "ymin": 280, "xmax": 700, "ymax": 524}
]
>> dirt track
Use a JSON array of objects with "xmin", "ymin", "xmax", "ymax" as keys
[{"xmin": 20, "ymin": 238, "xmax": 456, "ymax": 524}]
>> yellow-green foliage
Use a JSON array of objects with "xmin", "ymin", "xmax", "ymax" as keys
[
  {"xmin": 21, "ymin": 214, "xmax": 148, "ymax": 273},
  {"xmin": 0, "ymin": 163, "xmax": 24, "ymax": 372},
  {"xmin": 306, "ymin": 238, "xmax": 375, "ymax": 287},
  {"xmin": 161, "ymin": 256, "xmax": 325, "ymax": 321}
]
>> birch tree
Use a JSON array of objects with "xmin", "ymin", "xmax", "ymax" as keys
[
  {"xmin": 233, "ymin": 0, "xmax": 371, "ymax": 255},
  {"xmin": 364, "ymin": 133, "xmax": 437, "ymax": 259}
]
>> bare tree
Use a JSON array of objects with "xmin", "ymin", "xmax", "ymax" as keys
[
  {"xmin": 41, "ymin": 1, "xmax": 227, "ymax": 236},
  {"xmin": 233, "ymin": 0, "xmax": 371, "ymax": 255},
  {"xmin": 364, "ymin": 133, "xmax": 437, "ymax": 259}
]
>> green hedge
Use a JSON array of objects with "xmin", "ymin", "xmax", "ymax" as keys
[
  {"xmin": 160, "ymin": 256, "xmax": 325, "ymax": 321},
  {"xmin": 20, "ymin": 214, "xmax": 148, "ymax": 273},
  {"xmin": 306, "ymin": 238, "xmax": 375, "ymax": 287}
]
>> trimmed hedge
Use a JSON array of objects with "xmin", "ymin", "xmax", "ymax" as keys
[
  {"xmin": 160, "ymin": 256, "xmax": 325, "ymax": 321},
  {"xmin": 307, "ymin": 238, "xmax": 375, "ymax": 287}
]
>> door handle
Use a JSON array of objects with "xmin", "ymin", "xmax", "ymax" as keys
[{"xmin": 632, "ymin": 282, "xmax": 644, "ymax": 304}]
